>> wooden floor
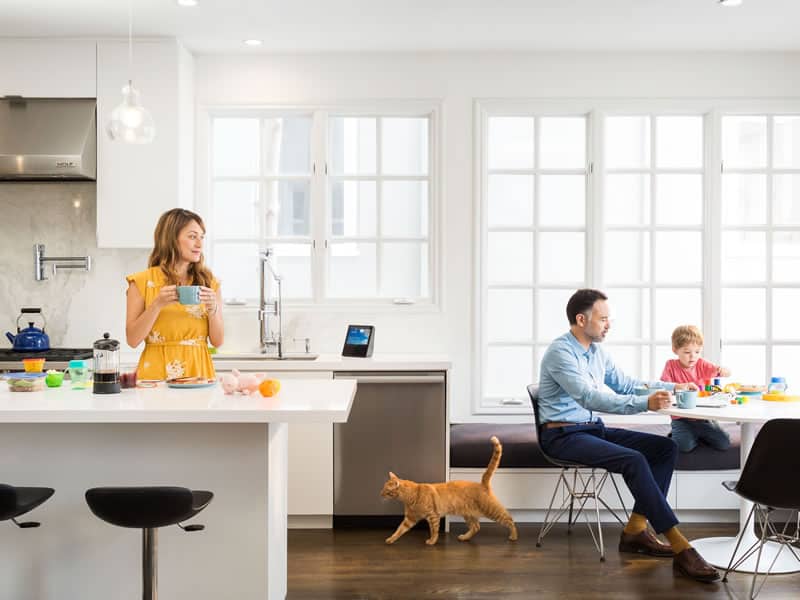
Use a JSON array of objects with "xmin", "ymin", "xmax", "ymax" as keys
[{"xmin": 288, "ymin": 523, "xmax": 800, "ymax": 599}]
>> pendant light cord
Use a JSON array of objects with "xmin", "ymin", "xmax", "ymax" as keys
[{"xmin": 127, "ymin": 0, "xmax": 133, "ymax": 85}]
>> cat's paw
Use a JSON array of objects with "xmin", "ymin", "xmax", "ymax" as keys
[
  {"xmin": 457, "ymin": 533, "xmax": 471, "ymax": 541},
  {"xmin": 385, "ymin": 537, "xmax": 396, "ymax": 544},
  {"xmin": 508, "ymin": 532, "xmax": 518, "ymax": 541},
  {"xmin": 425, "ymin": 538, "xmax": 438, "ymax": 545}
]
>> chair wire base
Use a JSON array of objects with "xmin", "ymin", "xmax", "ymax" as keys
[
  {"xmin": 536, "ymin": 466, "xmax": 630, "ymax": 561},
  {"xmin": 722, "ymin": 506, "xmax": 800, "ymax": 599}
]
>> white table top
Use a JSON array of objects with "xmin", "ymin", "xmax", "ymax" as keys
[
  {"xmin": 0, "ymin": 379, "xmax": 356, "ymax": 424},
  {"xmin": 660, "ymin": 397, "xmax": 800, "ymax": 423}
]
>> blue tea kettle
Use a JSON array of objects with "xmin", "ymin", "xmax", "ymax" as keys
[{"xmin": 5, "ymin": 308, "xmax": 50, "ymax": 352}]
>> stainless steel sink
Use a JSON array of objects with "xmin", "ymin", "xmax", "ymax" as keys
[{"xmin": 212, "ymin": 352, "xmax": 319, "ymax": 361}]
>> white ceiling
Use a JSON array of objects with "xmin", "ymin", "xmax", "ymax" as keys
[{"xmin": 1, "ymin": 0, "xmax": 799, "ymax": 54}]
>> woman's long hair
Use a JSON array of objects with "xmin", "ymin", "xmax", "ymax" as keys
[{"xmin": 148, "ymin": 208, "xmax": 215, "ymax": 287}]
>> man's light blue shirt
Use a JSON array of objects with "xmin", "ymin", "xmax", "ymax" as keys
[{"xmin": 538, "ymin": 331, "xmax": 675, "ymax": 424}]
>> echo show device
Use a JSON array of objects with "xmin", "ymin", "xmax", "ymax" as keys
[{"xmin": 342, "ymin": 325, "xmax": 375, "ymax": 358}]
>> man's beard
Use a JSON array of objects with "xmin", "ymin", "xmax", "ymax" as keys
[{"xmin": 587, "ymin": 329, "xmax": 607, "ymax": 343}]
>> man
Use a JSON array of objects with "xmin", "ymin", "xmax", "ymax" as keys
[{"xmin": 538, "ymin": 288, "xmax": 719, "ymax": 582}]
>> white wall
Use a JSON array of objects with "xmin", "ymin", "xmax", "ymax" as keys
[
  {"xmin": 4, "ymin": 52, "xmax": 799, "ymax": 423},
  {"xmin": 195, "ymin": 51, "xmax": 800, "ymax": 422}
]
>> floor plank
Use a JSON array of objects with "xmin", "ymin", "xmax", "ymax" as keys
[{"xmin": 288, "ymin": 523, "xmax": 800, "ymax": 599}]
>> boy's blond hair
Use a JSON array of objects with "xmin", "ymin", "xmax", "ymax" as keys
[{"xmin": 672, "ymin": 325, "xmax": 704, "ymax": 349}]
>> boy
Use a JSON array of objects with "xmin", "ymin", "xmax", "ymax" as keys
[{"xmin": 661, "ymin": 325, "xmax": 731, "ymax": 453}]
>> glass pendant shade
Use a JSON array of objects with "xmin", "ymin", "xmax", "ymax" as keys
[{"xmin": 107, "ymin": 81, "xmax": 155, "ymax": 144}]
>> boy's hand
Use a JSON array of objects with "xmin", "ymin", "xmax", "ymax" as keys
[
  {"xmin": 674, "ymin": 382, "xmax": 699, "ymax": 391},
  {"xmin": 718, "ymin": 367, "xmax": 731, "ymax": 377},
  {"xmin": 648, "ymin": 390, "xmax": 672, "ymax": 411}
]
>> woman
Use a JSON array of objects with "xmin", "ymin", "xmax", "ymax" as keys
[{"xmin": 125, "ymin": 208, "xmax": 223, "ymax": 381}]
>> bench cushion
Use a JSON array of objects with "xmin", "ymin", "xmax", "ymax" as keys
[{"xmin": 450, "ymin": 422, "xmax": 740, "ymax": 471}]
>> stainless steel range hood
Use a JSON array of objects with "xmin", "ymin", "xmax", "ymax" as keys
[{"xmin": 0, "ymin": 97, "xmax": 96, "ymax": 181}]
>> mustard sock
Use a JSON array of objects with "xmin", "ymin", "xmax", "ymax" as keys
[
  {"xmin": 623, "ymin": 512, "xmax": 648, "ymax": 535},
  {"xmin": 664, "ymin": 527, "xmax": 691, "ymax": 554}
]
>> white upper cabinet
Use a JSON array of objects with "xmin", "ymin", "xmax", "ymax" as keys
[
  {"xmin": 0, "ymin": 41, "xmax": 96, "ymax": 98},
  {"xmin": 96, "ymin": 40, "xmax": 194, "ymax": 248}
]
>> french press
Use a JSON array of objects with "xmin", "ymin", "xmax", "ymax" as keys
[{"xmin": 93, "ymin": 332, "xmax": 120, "ymax": 394}]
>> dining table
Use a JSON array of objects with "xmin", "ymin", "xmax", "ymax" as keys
[{"xmin": 661, "ymin": 396, "xmax": 800, "ymax": 574}]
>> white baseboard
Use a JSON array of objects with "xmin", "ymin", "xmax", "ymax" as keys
[{"xmin": 288, "ymin": 515, "xmax": 332, "ymax": 529}]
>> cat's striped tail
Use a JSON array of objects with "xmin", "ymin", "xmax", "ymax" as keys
[{"xmin": 481, "ymin": 436, "xmax": 502, "ymax": 487}]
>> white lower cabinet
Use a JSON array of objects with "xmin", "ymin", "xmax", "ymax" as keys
[
  {"xmin": 218, "ymin": 369, "xmax": 334, "ymax": 521},
  {"xmin": 674, "ymin": 471, "xmax": 740, "ymax": 510}
]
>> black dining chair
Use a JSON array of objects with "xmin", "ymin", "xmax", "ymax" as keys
[
  {"xmin": 0, "ymin": 483, "xmax": 54, "ymax": 528},
  {"xmin": 85, "ymin": 486, "xmax": 213, "ymax": 600},
  {"xmin": 721, "ymin": 419, "xmax": 800, "ymax": 599},
  {"xmin": 527, "ymin": 384, "xmax": 629, "ymax": 561}
]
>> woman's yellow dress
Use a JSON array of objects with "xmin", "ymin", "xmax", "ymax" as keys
[{"xmin": 126, "ymin": 266, "xmax": 218, "ymax": 380}]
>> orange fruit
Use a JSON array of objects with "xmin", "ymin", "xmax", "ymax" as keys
[{"xmin": 258, "ymin": 378, "xmax": 281, "ymax": 397}]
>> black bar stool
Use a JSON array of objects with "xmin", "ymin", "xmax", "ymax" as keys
[
  {"xmin": 0, "ymin": 483, "xmax": 54, "ymax": 528},
  {"xmin": 85, "ymin": 486, "xmax": 213, "ymax": 600}
]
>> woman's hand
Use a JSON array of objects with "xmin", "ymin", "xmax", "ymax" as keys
[
  {"xmin": 154, "ymin": 285, "xmax": 178, "ymax": 309},
  {"xmin": 199, "ymin": 286, "xmax": 218, "ymax": 315}
]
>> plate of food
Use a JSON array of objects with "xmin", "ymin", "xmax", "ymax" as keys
[
  {"xmin": 166, "ymin": 377, "xmax": 217, "ymax": 389},
  {"xmin": 736, "ymin": 384, "xmax": 766, "ymax": 393}
]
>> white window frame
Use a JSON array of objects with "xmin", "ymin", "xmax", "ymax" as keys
[
  {"xmin": 599, "ymin": 107, "xmax": 710, "ymax": 386},
  {"xmin": 196, "ymin": 101, "xmax": 443, "ymax": 312},
  {"xmin": 474, "ymin": 100, "xmax": 595, "ymax": 414},
  {"xmin": 714, "ymin": 102, "xmax": 800, "ymax": 382},
  {"xmin": 474, "ymin": 98, "xmax": 800, "ymax": 415}
]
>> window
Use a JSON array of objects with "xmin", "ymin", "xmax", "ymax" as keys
[
  {"xmin": 480, "ymin": 111, "xmax": 589, "ymax": 409},
  {"xmin": 205, "ymin": 107, "xmax": 437, "ymax": 306},
  {"xmin": 477, "ymin": 101, "xmax": 800, "ymax": 414},
  {"xmin": 328, "ymin": 116, "xmax": 431, "ymax": 300},
  {"xmin": 720, "ymin": 114, "xmax": 800, "ymax": 384},
  {"xmin": 602, "ymin": 114, "xmax": 706, "ymax": 381}
]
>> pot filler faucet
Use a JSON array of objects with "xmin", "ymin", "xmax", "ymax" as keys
[
  {"xmin": 259, "ymin": 249, "xmax": 283, "ymax": 357},
  {"xmin": 34, "ymin": 243, "xmax": 91, "ymax": 281}
]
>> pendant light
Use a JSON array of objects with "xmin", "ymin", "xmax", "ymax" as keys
[{"xmin": 107, "ymin": 0, "xmax": 155, "ymax": 144}]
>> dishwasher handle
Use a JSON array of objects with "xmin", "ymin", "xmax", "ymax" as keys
[{"xmin": 334, "ymin": 373, "xmax": 445, "ymax": 385}]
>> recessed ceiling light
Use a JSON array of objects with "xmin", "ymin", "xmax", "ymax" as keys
[
  {"xmin": 176, "ymin": 0, "xmax": 198, "ymax": 7},
  {"xmin": 718, "ymin": 0, "xmax": 743, "ymax": 6},
  {"xmin": 243, "ymin": 39, "xmax": 263, "ymax": 47}
]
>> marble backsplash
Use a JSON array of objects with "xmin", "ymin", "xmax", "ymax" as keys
[{"xmin": 0, "ymin": 182, "xmax": 147, "ymax": 349}]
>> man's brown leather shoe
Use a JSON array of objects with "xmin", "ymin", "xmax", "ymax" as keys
[
  {"xmin": 618, "ymin": 529, "xmax": 674, "ymax": 557},
  {"xmin": 673, "ymin": 547, "xmax": 720, "ymax": 582}
]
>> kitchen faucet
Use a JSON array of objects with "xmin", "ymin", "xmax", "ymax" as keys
[{"xmin": 259, "ymin": 249, "xmax": 283, "ymax": 357}]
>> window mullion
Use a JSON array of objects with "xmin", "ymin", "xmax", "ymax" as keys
[
  {"xmin": 376, "ymin": 118, "xmax": 383, "ymax": 297},
  {"xmin": 707, "ymin": 110, "xmax": 723, "ymax": 366},
  {"xmin": 311, "ymin": 110, "xmax": 328, "ymax": 304},
  {"xmin": 766, "ymin": 115, "xmax": 775, "ymax": 378}
]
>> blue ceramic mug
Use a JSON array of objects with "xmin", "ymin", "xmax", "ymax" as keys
[
  {"xmin": 177, "ymin": 285, "xmax": 201, "ymax": 305},
  {"xmin": 676, "ymin": 390, "xmax": 698, "ymax": 409}
]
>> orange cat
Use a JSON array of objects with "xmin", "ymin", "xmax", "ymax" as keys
[{"xmin": 380, "ymin": 436, "xmax": 517, "ymax": 545}]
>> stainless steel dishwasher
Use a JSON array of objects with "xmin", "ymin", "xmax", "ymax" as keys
[{"xmin": 333, "ymin": 371, "xmax": 446, "ymax": 527}]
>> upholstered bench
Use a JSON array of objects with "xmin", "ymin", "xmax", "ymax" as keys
[{"xmin": 450, "ymin": 421, "xmax": 741, "ymax": 471}]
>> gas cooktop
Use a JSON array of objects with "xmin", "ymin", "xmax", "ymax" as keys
[{"xmin": 0, "ymin": 348, "xmax": 93, "ymax": 362}]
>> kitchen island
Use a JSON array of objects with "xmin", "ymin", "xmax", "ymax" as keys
[{"xmin": 0, "ymin": 379, "xmax": 355, "ymax": 600}]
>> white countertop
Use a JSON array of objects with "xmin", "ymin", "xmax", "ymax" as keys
[
  {"xmin": 661, "ymin": 397, "xmax": 800, "ymax": 422},
  {"xmin": 0, "ymin": 379, "xmax": 355, "ymax": 424},
  {"xmin": 120, "ymin": 351, "xmax": 451, "ymax": 372}
]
